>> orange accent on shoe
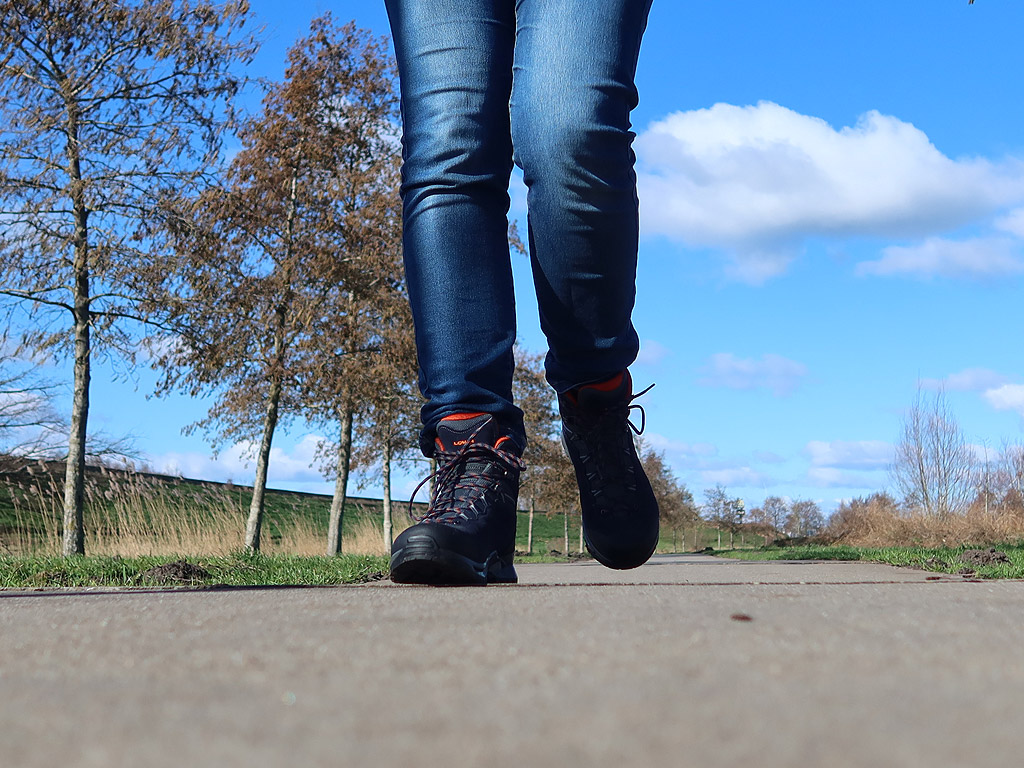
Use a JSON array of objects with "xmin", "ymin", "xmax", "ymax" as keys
[
  {"xmin": 436, "ymin": 412, "xmax": 491, "ymax": 452},
  {"xmin": 580, "ymin": 371, "xmax": 625, "ymax": 393},
  {"xmin": 440, "ymin": 412, "xmax": 489, "ymax": 422},
  {"xmin": 494, "ymin": 435, "xmax": 512, "ymax": 450}
]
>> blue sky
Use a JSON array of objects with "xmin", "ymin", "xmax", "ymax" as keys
[{"xmin": 71, "ymin": 0, "xmax": 1024, "ymax": 513}]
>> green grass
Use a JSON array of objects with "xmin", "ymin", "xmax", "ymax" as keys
[
  {"xmin": 712, "ymin": 543, "xmax": 1024, "ymax": 579},
  {"xmin": 0, "ymin": 552, "xmax": 389, "ymax": 589},
  {"xmin": 517, "ymin": 510, "xmax": 583, "ymax": 554}
]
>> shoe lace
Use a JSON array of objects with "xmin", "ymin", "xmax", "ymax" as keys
[
  {"xmin": 571, "ymin": 383, "xmax": 654, "ymax": 499},
  {"xmin": 408, "ymin": 422, "xmax": 526, "ymax": 523}
]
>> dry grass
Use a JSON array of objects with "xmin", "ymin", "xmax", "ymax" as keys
[
  {"xmin": 343, "ymin": 514, "xmax": 413, "ymax": 556},
  {"xmin": 1, "ymin": 464, "xmax": 405, "ymax": 557},
  {"xmin": 826, "ymin": 494, "xmax": 1024, "ymax": 548}
]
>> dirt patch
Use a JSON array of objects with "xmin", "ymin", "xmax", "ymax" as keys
[
  {"xmin": 138, "ymin": 560, "xmax": 212, "ymax": 585},
  {"xmin": 960, "ymin": 548, "xmax": 1010, "ymax": 567}
]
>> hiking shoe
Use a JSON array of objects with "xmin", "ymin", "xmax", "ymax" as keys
[
  {"xmin": 559, "ymin": 371, "xmax": 659, "ymax": 570},
  {"xmin": 390, "ymin": 413, "xmax": 525, "ymax": 585}
]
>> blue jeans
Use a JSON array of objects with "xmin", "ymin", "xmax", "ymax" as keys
[{"xmin": 384, "ymin": 0, "xmax": 652, "ymax": 455}]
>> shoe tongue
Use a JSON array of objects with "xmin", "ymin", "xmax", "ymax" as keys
[{"xmin": 435, "ymin": 413, "xmax": 499, "ymax": 453}]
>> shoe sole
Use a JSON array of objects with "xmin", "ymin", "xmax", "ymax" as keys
[
  {"xmin": 583, "ymin": 529, "xmax": 657, "ymax": 571},
  {"xmin": 562, "ymin": 431, "xmax": 659, "ymax": 571},
  {"xmin": 390, "ymin": 534, "xmax": 517, "ymax": 585}
]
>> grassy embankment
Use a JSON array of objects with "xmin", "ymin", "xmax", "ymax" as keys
[
  {"xmin": 0, "ymin": 461, "xmax": 610, "ymax": 556},
  {"xmin": 712, "ymin": 543, "xmax": 1024, "ymax": 579},
  {"xmin": 0, "ymin": 460, "xmax": 685, "ymax": 587}
]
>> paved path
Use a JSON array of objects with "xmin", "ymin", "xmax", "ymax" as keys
[{"xmin": 2, "ymin": 554, "xmax": 1022, "ymax": 767}]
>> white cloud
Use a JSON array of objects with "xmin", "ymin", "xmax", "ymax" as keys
[
  {"xmin": 806, "ymin": 467, "xmax": 884, "ymax": 489},
  {"xmin": 983, "ymin": 384, "xmax": 1024, "ymax": 416},
  {"xmin": 920, "ymin": 368, "xmax": 1010, "ymax": 392},
  {"xmin": 636, "ymin": 101, "xmax": 1024, "ymax": 282},
  {"xmin": 856, "ymin": 236, "xmax": 1024, "ymax": 279},
  {"xmin": 996, "ymin": 207, "xmax": 1024, "ymax": 238},
  {"xmin": 147, "ymin": 434, "xmax": 328, "ymax": 487},
  {"xmin": 968, "ymin": 443, "xmax": 1001, "ymax": 464},
  {"xmin": 644, "ymin": 431, "xmax": 718, "ymax": 463},
  {"xmin": 806, "ymin": 440, "xmax": 892, "ymax": 470},
  {"xmin": 700, "ymin": 467, "xmax": 770, "ymax": 487},
  {"xmin": 635, "ymin": 338, "xmax": 670, "ymax": 366},
  {"xmin": 697, "ymin": 352, "xmax": 807, "ymax": 396}
]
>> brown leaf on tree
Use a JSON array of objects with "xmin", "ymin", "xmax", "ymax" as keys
[{"xmin": 154, "ymin": 15, "xmax": 405, "ymax": 553}]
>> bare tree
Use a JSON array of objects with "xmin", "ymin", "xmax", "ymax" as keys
[
  {"xmin": 749, "ymin": 495, "xmax": 788, "ymax": 542},
  {"xmin": 890, "ymin": 388, "xmax": 976, "ymax": 518},
  {"xmin": 785, "ymin": 499, "xmax": 825, "ymax": 538},
  {"xmin": 0, "ymin": 328, "xmax": 137, "ymax": 479},
  {"xmin": 999, "ymin": 441, "xmax": 1024, "ymax": 507},
  {"xmin": 0, "ymin": 332, "xmax": 64, "ymax": 468},
  {"xmin": 702, "ymin": 484, "xmax": 732, "ymax": 548},
  {"xmin": 156, "ymin": 16, "xmax": 398, "ymax": 552},
  {"xmin": 0, "ymin": 0, "xmax": 256, "ymax": 554},
  {"xmin": 289, "ymin": 21, "xmax": 402, "ymax": 555},
  {"xmin": 700, "ymin": 486, "xmax": 746, "ymax": 548},
  {"xmin": 639, "ymin": 442, "xmax": 696, "ymax": 551},
  {"xmin": 351, "ymin": 293, "xmax": 421, "ymax": 550}
]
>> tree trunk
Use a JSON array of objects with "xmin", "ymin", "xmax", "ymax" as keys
[
  {"xmin": 730, "ymin": 529, "xmax": 734, "ymax": 548},
  {"xmin": 717, "ymin": 529, "xmax": 721, "ymax": 548},
  {"xmin": 527, "ymin": 498, "xmax": 535, "ymax": 555},
  {"xmin": 563, "ymin": 509, "xmax": 569, "ymax": 556},
  {"xmin": 326, "ymin": 408, "xmax": 354, "ymax": 555},
  {"xmin": 62, "ymin": 302, "xmax": 90, "ymax": 556},
  {"xmin": 245, "ymin": 372, "xmax": 283, "ymax": 552},
  {"xmin": 245, "ymin": 173, "xmax": 298, "ymax": 553},
  {"xmin": 578, "ymin": 515, "xmax": 584, "ymax": 554},
  {"xmin": 62, "ymin": 105, "xmax": 90, "ymax": 557},
  {"xmin": 693, "ymin": 526, "xmax": 698, "ymax": 551},
  {"xmin": 382, "ymin": 438, "xmax": 393, "ymax": 549}
]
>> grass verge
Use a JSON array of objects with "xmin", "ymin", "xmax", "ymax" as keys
[
  {"xmin": 712, "ymin": 543, "xmax": 1024, "ymax": 579},
  {"xmin": 0, "ymin": 552, "xmax": 389, "ymax": 589}
]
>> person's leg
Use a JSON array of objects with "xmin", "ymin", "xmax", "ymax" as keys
[
  {"xmin": 511, "ymin": 0, "xmax": 652, "ymax": 394},
  {"xmin": 385, "ymin": 0, "xmax": 526, "ymax": 584},
  {"xmin": 512, "ymin": 0, "xmax": 659, "ymax": 570},
  {"xmin": 384, "ymin": 0, "xmax": 524, "ymax": 455}
]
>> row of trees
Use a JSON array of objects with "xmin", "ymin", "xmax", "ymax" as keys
[
  {"xmin": 696, "ymin": 485, "xmax": 825, "ymax": 546},
  {"xmin": 0, "ymin": 2, "xmax": 420, "ymax": 554},
  {"xmin": 12, "ymin": 3, "xmax": 994, "ymax": 558},
  {"xmin": 0, "ymin": 1, "xmax": 704, "ymax": 557}
]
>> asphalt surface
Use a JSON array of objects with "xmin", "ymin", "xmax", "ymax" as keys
[{"xmin": 2, "ymin": 553, "xmax": 1023, "ymax": 767}]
